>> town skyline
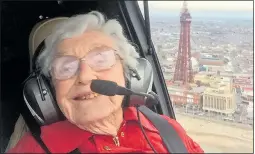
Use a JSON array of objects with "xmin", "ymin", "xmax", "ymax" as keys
[
  {"xmin": 138, "ymin": 1, "xmax": 253, "ymax": 12},
  {"xmin": 147, "ymin": 1, "xmax": 253, "ymax": 152}
]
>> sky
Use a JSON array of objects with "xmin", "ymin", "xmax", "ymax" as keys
[{"xmin": 138, "ymin": 1, "xmax": 253, "ymax": 12}]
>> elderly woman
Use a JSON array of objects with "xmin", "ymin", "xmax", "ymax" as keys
[{"xmin": 8, "ymin": 11, "xmax": 203, "ymax": 153}]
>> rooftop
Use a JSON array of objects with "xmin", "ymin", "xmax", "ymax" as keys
[
  {"xmin": 204, "ymin": 85, "xmax": 232, "ymax": 95},
  {"xmin": 191, "ymin": 86, "xmax": 207, "ymax": 93},
  {"xmin": 199, "ymin": 59, "xmax": 225, "ymax": 66},
  {"xmin": 242, "ymin": 90, "xmax": 253, "ymax": 97},
  {"xmin": 194, "ymin": 74, "xmax": 232, "ymax": 84}
]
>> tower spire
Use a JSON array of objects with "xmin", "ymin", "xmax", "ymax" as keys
[{"xmin": 181, "ymin": 1, "xmax": 189, "ymax": 13}]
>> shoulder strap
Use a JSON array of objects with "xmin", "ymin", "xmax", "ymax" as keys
[
  {"xmin": 68, "ymin": 148, "xmax": 81, "ymax": 154},
  {"xmin": 31, "ymin": 131, "xmax": 51, "ymax": 154},
  {"xmin": 138, "ymin": 105, "xmax": 188, "ymax": 153},
  {"xmin": 31, "ymin": 131, "xmax": 81, "ymax": 154}
]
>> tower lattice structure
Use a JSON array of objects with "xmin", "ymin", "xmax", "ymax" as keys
[{"xmin": 173, "ymin": 1, "xmax": 194, "ymax": 85}]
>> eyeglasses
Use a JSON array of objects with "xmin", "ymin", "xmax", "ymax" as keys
[{"xmin": 51, "ymin": 49, "xmax": 118, "ymax": 80}]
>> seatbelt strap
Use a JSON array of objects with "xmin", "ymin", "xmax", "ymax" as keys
[
  {"xmin": 22, "ymin": 114, "xmax": 52, "ymax": 154},
  {"xmin": 68, "ymin": 148, "xmax": 81, "ymax": 154},
  {"xmin": 31, "ymin": 131, "xmax": 81, "ymax": 154},
  {"xmin": 31, "ymin": 132, "xmax": 51, "ymax": 154},
  {"xmin": 138, "ymin": 105, "xmax": 188, "ymax": 153}
]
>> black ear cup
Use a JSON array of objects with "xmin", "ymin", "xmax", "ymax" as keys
[
  {"xmin": 23, "ymin": 74, "xmax": 45, "ymax": 125},
  {"xmin": 23, "ymin": 72, "xmax": 64, "ymax": 126}
]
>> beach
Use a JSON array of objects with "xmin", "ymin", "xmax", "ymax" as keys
[{"xmin": 176, "ymin": 113, "xmax": 253, "ymax": 153}]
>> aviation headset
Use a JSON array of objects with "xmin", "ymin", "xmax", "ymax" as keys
[{"xmin": 23, "ymin": 17, "xmax": 154, "ymax": 127}]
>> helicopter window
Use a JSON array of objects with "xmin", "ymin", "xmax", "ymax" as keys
[{"xmin": 138, "ymin": 1, "xmax": 253, "ymax": 153}]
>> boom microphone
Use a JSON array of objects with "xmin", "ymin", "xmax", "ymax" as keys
[
  {"xmin": 90, "ymin": 79, "xmax": 159, "ymax": 106},
  {"xmin": 90, "ymin": 79, "xmax": 133, "ymax": 96}
]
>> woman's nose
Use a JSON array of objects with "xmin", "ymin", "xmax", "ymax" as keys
[{"xmin": 76, "ymin": 62, "xmax": 97, "ymax": 85}]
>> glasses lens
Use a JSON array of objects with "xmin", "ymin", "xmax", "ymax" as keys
[
  {"xmin": 51, "ymin": 50, "xmax": 117, "ymax": 80},
  {"xmin": 86, "ymin": 50, "xmax": 116, "ymax": 71},
  {"xmin": 52, "ymin": 56, "xmax": 79, "ymax": 80}
]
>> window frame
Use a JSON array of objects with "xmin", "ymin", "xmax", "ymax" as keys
[{"xmin": 117, "ymin": 1, "xmax": 176, "ymax": 119}]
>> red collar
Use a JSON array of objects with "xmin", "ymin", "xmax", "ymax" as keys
[
  {"xmin": 40, "ymin": 107, "xmax": 158, "ymax": 153},
  {"xmin": 124, "ymin": 107, "xmax": 158, "ymax": 133}
]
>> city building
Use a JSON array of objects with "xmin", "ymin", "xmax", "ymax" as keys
[
  {"xmin": 202, "ymin": 76, "xmax": 236, "ymax": 116},
  {"xmin": 191, "ymin": 57, "xmax": 199, "ymax": 73},
  {"xmin": 247, "ymin": 103, "xmax": 253, "ymax": 120},
  {"xmin": 196, "ymin": 54, "xmax": 226, "ymax": 73},
  {"xmin": 233, "ymin": 76, "xmax": 253, "ymax": 88},
  {"xmin": 240, "ymin": 89, "xmax": 253, "ymax": 124},
  {"xmin": 166, "ymin": 82, "xmax": 206, "ymax": 108},
  {"xmin": 191, "ymin": 52, "xmax": 201, "ymax": 59},
  {"xmin": 233, "ymin": 75, "xmax": 253, "ymax": 94},
  {"xmin": 199, "ymin": 60, "xmax": 225, "ymax": 72},
  {"xmin": 168, "ymin": 86, "xmax": 202, "ymax": 107},
  {"xmin": 241, "ymin": 89, "xmax": 253, "ymax": 105}
]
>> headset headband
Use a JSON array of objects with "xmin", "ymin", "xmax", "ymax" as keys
[{"xmin": 31, "ymin": 40, "xmax": 45, "ymax": 72}]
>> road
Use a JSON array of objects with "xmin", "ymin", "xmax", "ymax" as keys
[{"xmin": 229, "ymin": 50, "xmax": 241, "ymax": 73}]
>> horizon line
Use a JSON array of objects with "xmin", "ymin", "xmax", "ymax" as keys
[
  {"xmin": 149, "ymin": 9, "xmax": 253, "ymax": 13},
  {"xmin": 138, "ymin": 1, "xmax": 253, "ymax": 12}
]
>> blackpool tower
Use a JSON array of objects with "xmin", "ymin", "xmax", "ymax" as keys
[{"xmin": 173, "ymin": 1, "xmax": 194, "ymax": 85}]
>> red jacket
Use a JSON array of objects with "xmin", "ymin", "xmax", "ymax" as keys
[{"xmin": 8, "ymin": 107, "xmax": 204, "ymax": 153}]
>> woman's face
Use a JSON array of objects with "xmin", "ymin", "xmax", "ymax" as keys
[{"xmin": 52, "ymin": 31, "xmax": 125, "ymax": 126}]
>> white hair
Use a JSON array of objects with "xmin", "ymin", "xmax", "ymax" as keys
[{"xmin": 37, "ymin": 11, "xmax": 140, "ymax": 79}]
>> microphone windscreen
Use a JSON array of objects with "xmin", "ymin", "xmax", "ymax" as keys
[{"xmin": 90, "ymin": 79, "xmax": 118, "ymax": 96}]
